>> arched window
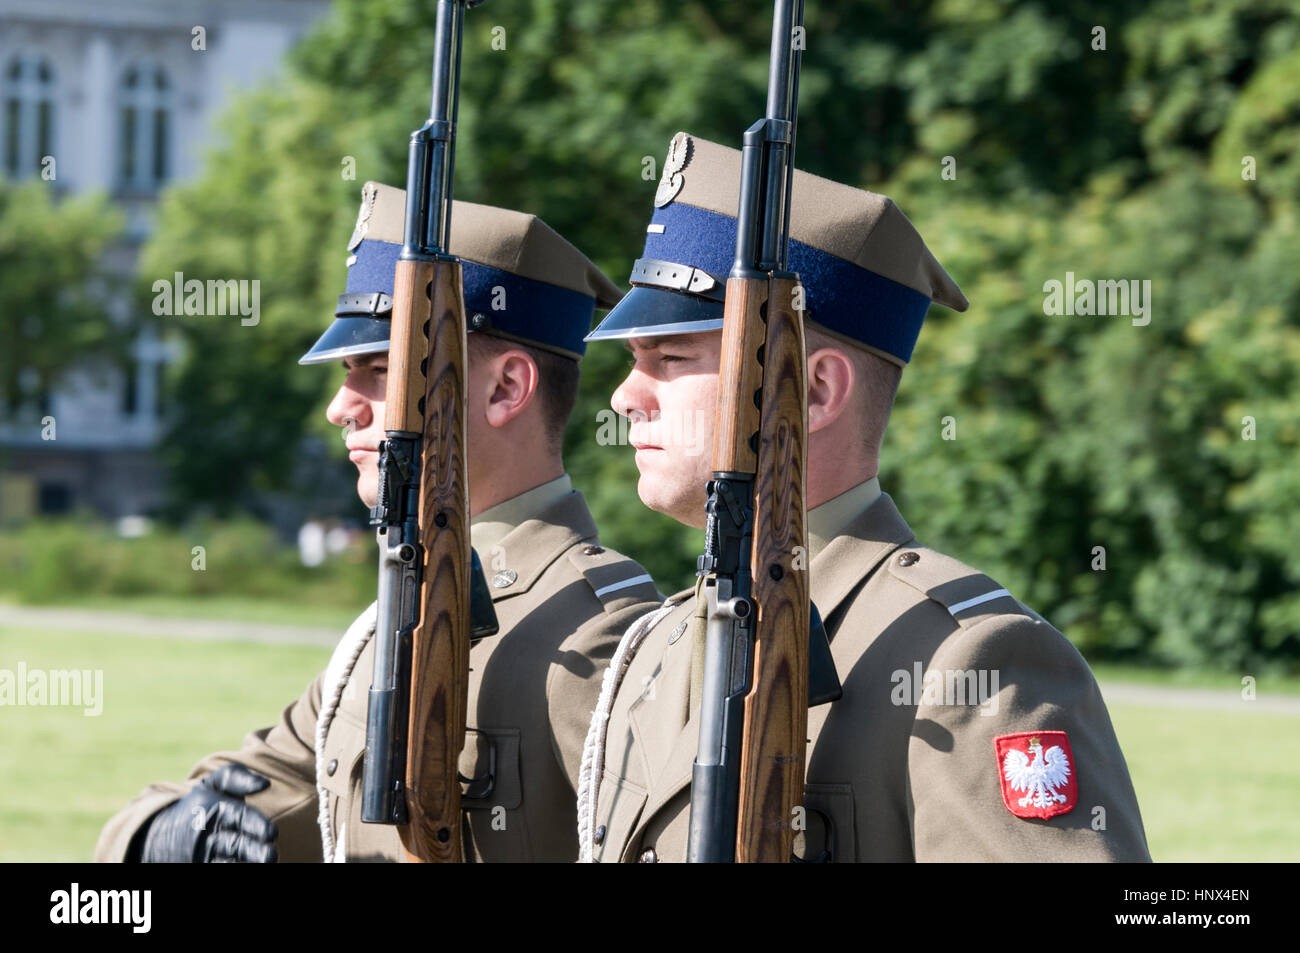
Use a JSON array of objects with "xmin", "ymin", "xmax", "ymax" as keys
[
  {"xmin": 2, "ymin": 55, "xmax": 56, "ymax": 178},
  {"xmin": 118, "ymin": 62, "xmax": 171, "ymax": 191}
]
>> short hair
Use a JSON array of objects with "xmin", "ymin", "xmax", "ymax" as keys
[
  {"xmin": 467, "ymin": 332, "xmax": 579, "ymax": 454},
  {"xmin": 804, "ymin": 324, "xmax": 901, "ymax": 457}
]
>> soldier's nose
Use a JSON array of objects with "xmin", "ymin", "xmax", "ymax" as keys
[
  {"xmin": 612, "ymin": 375, "xmax": 654, "ymax": 423},
  {"xmin": 326, "ymin": 384, "xmax": 367, "ymax": 428}
]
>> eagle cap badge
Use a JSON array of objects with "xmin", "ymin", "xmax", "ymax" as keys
[
  {"xmin": 995, "ymin": 730, "xmax": 1077, "ymax": 820},
  {"xmin": 654, "ymin": 132, "xmax": 693, "ymax": 208},
  {"xmin": 348, "ymin": 182, "xmax": 379, "ymax": 252}
]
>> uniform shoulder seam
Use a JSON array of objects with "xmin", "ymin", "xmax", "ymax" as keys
[
  {"xmin": 565, "ymin": 545, "xmax": 660, "ymax": 612},
  {"xmin": 884, "ymin": 544, "xmax": 1033, "ymax": 629}
]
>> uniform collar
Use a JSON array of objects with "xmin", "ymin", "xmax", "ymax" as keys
[
  {"xmin": 479, "ymin": 484, "xmax": 599, "ymax": 601},
  {"xmin": 810, "ymin": 491, "xmax": 915, "ymax": 622},
  {"xmin": 470, "ymin": 473, "xmax": 573, "ymax": 557},
  {"xmin": 807, "ymin": 476, "xmax": 881, "ymax": 560}
]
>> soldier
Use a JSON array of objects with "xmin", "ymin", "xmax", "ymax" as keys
[
  {"xmin": 96, "ymin": 182, "xmax": 661, "ymax": 863},
  {"xmin": 576, "ymin": 133, "xmax": 1150, "ymax": 862}
]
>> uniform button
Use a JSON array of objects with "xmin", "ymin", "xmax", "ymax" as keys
[
  {"xmin": 492, "ymin": 569, "xmax": 518, "ymax": 588},
  {"xmin": 897, "ymin": 551, "xmax": 920, "ymax": 567},
  {"xmin": 667, "ymin": 619, "xmax": 689, "ymax": 645},
  {"xmin": 593, "ymin": 825, "xmax": 606, "ymax": 845},
  {"xmin": 326, "ymin": 759, "xmax": 338, "ymax": 776},
  {"xmin": 638, "ymin": 848, "xmax": 658, "ymax": 863},
  {"xmin": 582, "ymin": 544, "xmax": 605, "ymax": 556}
]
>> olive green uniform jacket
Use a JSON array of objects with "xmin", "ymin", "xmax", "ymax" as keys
[
  {"xmin": 96, "ymin": 486, "xmax": 660, "ymax": 862},
  {"xmin": 580, "ymin": 489, "xmax": 1150, "ymax": 862}
]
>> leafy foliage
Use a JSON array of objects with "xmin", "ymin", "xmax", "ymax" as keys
[
  {"xmin": 0, "ymin": 183, "xmax": 125, "ymax": 409},
  {"xmin": 137, "ymin": 0, "xmax": 1298, "ymax": 667},
  {"xmin": 0, "ymin": 516, "xmax": 373, "ymax": 607}
]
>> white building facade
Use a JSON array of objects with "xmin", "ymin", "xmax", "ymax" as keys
[{"xmin": 0, "ymin": 0, "xmax": 330, "ymax": 520}]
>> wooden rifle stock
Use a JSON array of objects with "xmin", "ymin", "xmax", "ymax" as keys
[
  {"xmin": 734, "ymin": 276, "xmax": 808, "ymax": 862},
  {"xmin": 385, "ymin": 257, "xmax": 472, "ymax": 863},
  {"xmin": 710, "ymin": 275, "xmax": 810, "ymax": 863}
]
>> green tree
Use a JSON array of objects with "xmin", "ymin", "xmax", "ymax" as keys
[
  {"xmin": 880, "ymin": 1, "xmax": 1300, "ymax": 670},
  {"xmin": 143, "ymin": 0, "xmax": 1300, "ymax": 660},
  {"xmin": 138, "ymin": 82, "xmax": 369, "ymax": 517},
  {"xmin": 0, "ymin": 182, "xmax": 125, "ymax": 412}
]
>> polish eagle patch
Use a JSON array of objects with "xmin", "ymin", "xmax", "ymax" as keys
[{"xmin": 995, "ymin": 731, "xmax": 1077, "ymax": 819}]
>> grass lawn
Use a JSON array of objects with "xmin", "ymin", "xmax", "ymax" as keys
[
  {"xmin": 0, "ymin": 626, "xmax": 331, "ymax": 862},
  {"xmin": 1106, "ymin": 702, "xmax": 1300, "ymax": 862},
  {"xmin": 2, "ymin": 621, "xmax": 1297, "ymax": 862},
  {"xmin": 1091, "ymin": 663, "xmax": 1300, "ymax": 697}
]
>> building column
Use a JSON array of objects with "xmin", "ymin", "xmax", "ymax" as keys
[{"xmin": 81, "ymin": 31, "xmax": 114, "ymax": 191}]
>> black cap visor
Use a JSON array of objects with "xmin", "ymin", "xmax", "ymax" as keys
[
  {"xmin": 298, "ymin": 316, "xmax": 391, "ymax": 365},
  {"xmin": 583, "ymin": 285, "xmax": 724, "ymax": 343}
]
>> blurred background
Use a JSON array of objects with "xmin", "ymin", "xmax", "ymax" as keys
[{"xmin": 1, "ymin": 0, "xmax": 1297, "ymax": 860}]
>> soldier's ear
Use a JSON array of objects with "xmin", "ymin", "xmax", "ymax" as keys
[
  {"xmin": 484, "ymin": 349, "xmax": 541, "ymax": 428},
  {"xmin": 806, "ymin": 346, "xmax": 856, "ymax": 434}
]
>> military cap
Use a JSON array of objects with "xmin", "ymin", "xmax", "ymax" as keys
[
  {"xmin": 585, "ymin": 132, "xmax": 967, "ymax": 365},
  {"xmin": 300, "ymin": 181, "xmax": 623, "ymax": 365}
]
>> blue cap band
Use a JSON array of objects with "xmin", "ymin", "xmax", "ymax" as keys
[
  {"xmin": 345, "ymin": 239, "xmax": 402, "ymax": 299},
  {"xmin": 345, "ymin": 239, "xmax": 596, "ymax": 358},
  {"xmin": 641, "ymin": 204, "xmax": 932, "ymax": 363},
  {"xmin": 460, "ymin": 260, "xmax": 594, "ymax": 358}
]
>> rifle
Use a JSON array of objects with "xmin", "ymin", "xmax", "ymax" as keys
[
  {"xmin": 360, "ymin": 0, "xmax": 498, "ymax": 863},
  {"xmin": 689, "ymin": 0, "xmax": 838, "ymax": 863}
]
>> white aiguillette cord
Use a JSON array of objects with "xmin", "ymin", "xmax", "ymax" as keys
[
  {"xmin": 316, "ymin": 601, "xmax": 377, "ymax": 863},
  {"xmin": 576, "ymin": 596, "xmax": 684, "ymax": 862}
]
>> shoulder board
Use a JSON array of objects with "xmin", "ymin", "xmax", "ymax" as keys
[
  {"xmin": 566, "ymin": 545, "xmax": 661, "ymax": 612},
  {"xmin": 885, "ymin": 545, "xmax": 1028, "ymax": 630}
]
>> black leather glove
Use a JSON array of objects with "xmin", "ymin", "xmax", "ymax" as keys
[{"xmin": 139, "ymin": 764, "xmax": 279, "ymax": 863}]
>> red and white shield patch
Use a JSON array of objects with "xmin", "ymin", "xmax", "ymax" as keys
[{"xmin": 995, "ymin": 731, "xmax": 1077, "ymax": 820}]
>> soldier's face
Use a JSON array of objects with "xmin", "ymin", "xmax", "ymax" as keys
[
  {"xmin": 324, "ymin": 349, "xmax": 503, "ymax": 512},
  {"xmin": 612, "ymin": 332, "xmax": 720, "ymax": 529},
  {"xmin": 326, "ymin": 354, "xmax": 388, "ymax": 507}
]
